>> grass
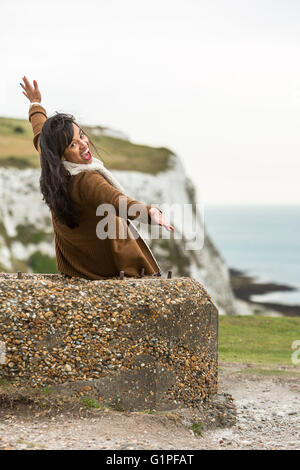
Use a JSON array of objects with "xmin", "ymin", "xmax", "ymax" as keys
[
  {"xmin": 157, "ymin": 238, "xmax": 191, "ymax": 277},
  {"xmin": 0, "ymin": 118, "xmax": 39, "ymax": 168},
  {"xmin": 144, "ymin": 409, "xmax": 156, "ymax": 414},
  {"xmin": 81, "ymin": 397, "xmax": 104, "ymax": 410},
  {"xmin": 15, "ymin": 440, "xmax": 46, "ymax": 449},
  {"xmin": 219, "ymin": 315, "xmax": 300, "ymax": 366},
  {"xmin": 14, "ymin": 224, "xmax": 50, "ymax": 245},
  {"xmin": 0, "ymin": 379, "xmax": 10, "ymax": 387},
  {"xmin": 190, "ymin": 421, "xmax": 203, "ymax": 436},
  {"xmin": 0, "ymin": 116, "xmax": 174, "ymax": 174},
  {"xmin": 236, "ymin": 368, "xmax": 300, "ymax": 376},
  {"xmin": 28, "ymin": 251, "xmax": 58, "ymax": 274},
  {"xmin": 110, "ymin": 396, "xmax": 125, "ymax": 412},
  {"xmin": 0, "ymin": 116, "xmax": 33, "ymax": 139},
  {"xmin": 87, "ymin": 133, "xmax": 174, "ymax": 174},
  {"xmin": 0, "ymin": 156, "xmax": 38, "ymax": 169}
]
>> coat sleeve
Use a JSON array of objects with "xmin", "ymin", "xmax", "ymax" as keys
[
  {"xmin": 28, "ymin": 104, "xmax": 47, "ymax": 156},
  {"xmin": 70, "ymin": 171, "xmax": 153, "ymax": 224}
]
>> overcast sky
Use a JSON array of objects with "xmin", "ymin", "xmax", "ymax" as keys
[{"xmin": 1, "ymin": 0, "xmax": 300, "ymax": 205}]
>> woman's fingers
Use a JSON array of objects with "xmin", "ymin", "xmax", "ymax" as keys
[
  {"xmin": 161, "ymin": 218, "xmax": 174, "ymax": 231},
  {"xmin": 22, "ymin": 76, "xmax": 35, "ymax": 96},
  {"xmin": 151, "ymin": 210, "xmax": 174, "ymax": 231},
  {"xmin": 22, "ymin": 75, "xmax": 33, "ymax": 91},
  {"xmin": 20, "ymin": 78, "xmax": 31, "ymax": 94},
  {"xmin": 20, "ymin": 76, "xmax": 41, "ymax": 102},
  {"xmin": 20, "ymin": 79, "xmax": 32, "ymax": 101},
  {"xmin": 32, "ymin": 80, "xmax": 42, "ymax": 100},
  {"xmin": 159, "ymin": 215, "xmax": 172, "ymax": 230},
  {"xmin": 164, "ymin": 223, "xmax": 175, "ymax": 231}
]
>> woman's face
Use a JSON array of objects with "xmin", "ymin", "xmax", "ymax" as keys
[{"xmin": 62, "ymin": 124, "xmax": 92, "ymax": 164}]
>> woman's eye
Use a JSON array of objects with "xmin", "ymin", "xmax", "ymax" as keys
[{"xmin": 70, "ymin": 135, "xmax": 84, "ymax": 148}]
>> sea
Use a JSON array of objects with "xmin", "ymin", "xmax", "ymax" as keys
[{"xmin": 203, "ymin": 204, "xmax": 300, "ymax": 306}]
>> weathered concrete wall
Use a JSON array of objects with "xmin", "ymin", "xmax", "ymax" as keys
[{"xmin": 0, "ymin": 273, "xmax": 218, "ymax": 411}]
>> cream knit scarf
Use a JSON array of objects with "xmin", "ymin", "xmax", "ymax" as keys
[
  {"xmin": 62, "ymin": 156, "xmax": 160, "ymax": 271},
  {"xmin": 62, "ymin": 156, "xmax": 126, "ymax": 193}
]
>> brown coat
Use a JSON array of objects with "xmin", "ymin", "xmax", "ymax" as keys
[{"xmin": 28, "ymin": 105, "xmax": 161, "ymax": 279}]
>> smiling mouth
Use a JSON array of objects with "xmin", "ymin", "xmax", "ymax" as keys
[{"xmin": 81, "ymin": 150, "xmax": 92, "ymax": 161}]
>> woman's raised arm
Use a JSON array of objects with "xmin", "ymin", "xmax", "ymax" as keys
[{"xmin": 20, "ymin": 76, "xmax": 47, "ymax": 154}]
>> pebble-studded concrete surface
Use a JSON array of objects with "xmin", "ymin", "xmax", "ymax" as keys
[{"xmin": 0, "ymin": 273, "xmax": 218, "ymax": 411}]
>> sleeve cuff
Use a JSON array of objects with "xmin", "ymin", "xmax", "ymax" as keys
[{"xmin": 28, "ymin": 104, "xmax": 47, "ymax": 122}]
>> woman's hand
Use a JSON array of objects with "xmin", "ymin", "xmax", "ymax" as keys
[
  {"xmin": 149, "ymin": 207, "xmax": 174, "ymax": 232},
  {"xmin": 20, "ymin": 76, "xmax": 42, "ymax": 103}
]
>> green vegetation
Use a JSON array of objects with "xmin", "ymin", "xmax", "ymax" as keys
[
  {"xmin": 86, "ymin": 133, "xmax": 174, "ymax": 174},
  {"xmin": 0, "ymin": 117, "xmax": 39, "ymax": 168},
  {"xmin": 81, "ymin": 397, "xmax": 104, "ymax": 409},
  {"xmin": 110, "ymin": 396, "xmax": 125, "ymax": 412},
  {"xmin": 0, "ymin": 220, "xmax": 11, "ymax": 245},
  {"xmin": 0, "ymin": 116, "xmax": 33, "ymax": 138},
  {"xmin": 10, "ymin": 258, "xmax": 28, "ymax": 274},
  {"xmin": 190, "ymin": 421, "xmax": 203, "ymax": 436},
  {"xmin": 237, "ymin": 368, "xmax": 300, "ymax": 376},
  {"xmin": 151, "ymin": 238, "xmax": 191, "ymax": 277},
  {"xmin": 0, "ymin": 260, "xmax": 7, "ymax": 272},
  {"xmin": 28, "ymin": 252, "xmax": 58, "ymax": 274},
  {"xmin": 0, "ymin": 220, "xmax": 54, "ymax": 274},
  {"xmin": 14, "ymin": 224, "xmax": 50, "ymax": 245},
  {"xmin": 0, "ymin": 156, "xmax": 37, "ymax": 169},
  {"xmin": 0, "ymin": 378, "xmax": 10, "ymax": 387},
  {"xmin": 219, "ymin": 315, "xmax": 300, "ymax": 366},
  {"xmin": 144, "ymin": 409, "xmax": 156, "ymax": 414},
  {"xmin": 0, "ymin": 115, "xmax": 175, "ymax": 174},
  {"xmin": 15, "ymin": 440, "xmax": 45, "ymax": 449}
]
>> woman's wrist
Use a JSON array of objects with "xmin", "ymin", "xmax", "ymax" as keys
[{"xmin": 149, "ymin": 206, "xmax": 162, "ymax": 215}]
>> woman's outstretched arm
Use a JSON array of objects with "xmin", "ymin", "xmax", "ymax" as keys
[
  {"xmin": 71, "ymin": 171, "xmax": 175, "ymax": 231},
  {"xmin": 20, "ymin": 76, "xmax": 47, "ymax": 154}
]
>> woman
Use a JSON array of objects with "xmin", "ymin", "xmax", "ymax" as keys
[{"xmin": 20, "ymin": 76, "xmax": 174, "ymax": 280}]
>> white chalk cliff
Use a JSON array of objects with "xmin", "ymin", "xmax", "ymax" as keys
[{"xmin": 0, "ymin": 151, "xmax": 240, "ymax": 315}]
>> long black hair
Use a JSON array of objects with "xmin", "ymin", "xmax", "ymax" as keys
[{"xmin": 39, "ymin": 113, "xmax": 98, "ymax": 229}]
